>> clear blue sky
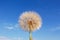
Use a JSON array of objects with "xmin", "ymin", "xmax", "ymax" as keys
[{"xmin": 0, "ymin": 0, "xmax": 60, "ymax": 40}]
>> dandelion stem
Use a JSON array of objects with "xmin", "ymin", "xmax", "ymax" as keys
[{"xmin": 29, "ymin": 31, "xmax": 32, "ymax": 40}]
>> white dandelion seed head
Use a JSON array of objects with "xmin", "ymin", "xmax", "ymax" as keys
[{"xmin": 19, "ymin": 11, "xmax": 42, "ymax": 32}]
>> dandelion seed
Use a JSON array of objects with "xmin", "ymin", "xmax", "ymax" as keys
[{"xmin": 19, "ymin": 11, "xmax": 42, "ymax": 31}]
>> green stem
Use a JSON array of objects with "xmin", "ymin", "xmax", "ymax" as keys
[{"xmin": 29, "ymin": 31, "xmax": 32, "ymax": 40}]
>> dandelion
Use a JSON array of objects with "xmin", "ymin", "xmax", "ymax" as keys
[{"xmin": 18, "ymin": 11, "xmax": 42, "ymax": 40}]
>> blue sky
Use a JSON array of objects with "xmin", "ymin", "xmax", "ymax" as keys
[{"xmin": 0, "ymin": 0, "xmax": 60, "ymax": 40}]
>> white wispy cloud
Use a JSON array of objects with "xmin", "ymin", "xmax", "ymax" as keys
[
  {"xmin": 4, "ymin": 23, "xmax": 20, "ymax": 31},
  {"xmin": 0, "ymin": 36, "xmax": 24, "ymax": 40},
  {"xmin": 49, "ymin": 26, "xmax": 60, "ymax": 32},
  {"xmin": 5, "ymin": 27, "xmax": 14, "ymax": 30},
  {"xmin": 0, "ymin": 36, "xmax": 11, "ymax": 40}
]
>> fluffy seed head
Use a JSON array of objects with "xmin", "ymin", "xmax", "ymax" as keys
[{"xmin": 19, "ymin": 11, "xmax": 42, "ymax": 32}]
